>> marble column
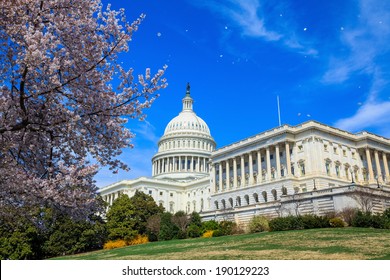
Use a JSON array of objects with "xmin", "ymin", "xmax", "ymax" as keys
[
  {"xmin": 219, "ymin": 163, "xmax": 223, "ymax": 191},
  {"xmin": 240, "ymin": 155, "xmax": 245, "ymax": 187},
  {"xmin": 233, "ymin": 157, "xmax": 238, "ymax": 188},
  {"xmin": 365, "ymin": 148, "xmax": 374, "ymax": 182},
  {"xmin": 374, "ymin": 150, "xmax": 382, "ymax": 182},
  {"xmin": 266, "ymin": 147, "xmax": 271, "ymax": 181},
  {"xmin": 226, "ymin": 159, "xmax": 230, "ymax": 188},
  {"xmin": 286, "ymin": 142, "xmax": 291, "ymax": 176},
  {"xmin": 383, "ymin": 153, "xmax": 390, "ymax": 181},
  {"xmin": 211, "ymin": 164, "xmax": 216, "ymax": 192},
  {"xmin": 257, "ymin": 150, "xmax": 261, "ymax": 183},
  {"xmin": 275, "ymin": 144, "xmax": 281, "ymax": 179},
  {"xmin": 249, "ymin": 152, "xmax": 254, "ymax": 185}
]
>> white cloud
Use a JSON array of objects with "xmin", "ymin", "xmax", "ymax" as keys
[
  {"xmin": 334, "ymin": 101, "xmax": 390, "ymax": 137},
  {"xmin": 192, "ymin": 0, "xmax": 317, "ymax": 56},
  {"xmin": 322, "ymin": 0, "xmax": 390, "ymax": 84},
  {"xmin": 326, "ymin": 0, "xmax": 390, "ymax": 134}
]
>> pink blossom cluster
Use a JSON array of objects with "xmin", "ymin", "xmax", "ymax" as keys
[{"xmin": 0, "ymin": 0, "xmax": 167, "ymax": 219}]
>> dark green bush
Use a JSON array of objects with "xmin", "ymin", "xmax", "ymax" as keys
[
  {"xmin": 269, "ymin": 216, "xmax": 294, "ymax": 231},
  {"xmin": 187, "ymin": 224, "xmax": 201, "ymax": 238},
  {"xmin": 201, "ymin": 220, "xmax": 220, "ymax": 232},
  {"xmin": 158, "ymin": 212, "xmax": 179, "ymax": 241},
  {"xmin": 269, "ymin": 215, "xmax": 331, "ymax": 231},
  {"xmin": 351, "ymin": 211, "xmax": 373, "ymax": 228},
  {"xmin": 212, "ymin": 230, "xmax": 224, "ymax": 237},
  {"xmin": 301, "ymin": 215, "xmax": 330, "ymax": 229}
]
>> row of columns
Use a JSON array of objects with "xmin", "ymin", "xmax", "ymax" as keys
[
  {"xmin": 213, "ymin": 142, "xmax": 292, "ymax": 191},
  {"xmin": 159, "ymin": 139, "xmax": 214, "ymax": 152},
  {"xmin": 103, "ymin": 191, "xmax": 122, "ymax": 207},
  {"xmin": 153, "ymin": 155, "xmax": 209, "ymax": 176},
  {"xmin": 364, "ymin": 147, "xmax": 390, "ymax": 183}
]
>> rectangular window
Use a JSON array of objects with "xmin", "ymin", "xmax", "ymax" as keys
[
  {"xmin": 270, "ymin": 154, "xmax": 274, "ymax": 160},
  {"xmin": 300, "ymin": 164, "xmax": 305, "ymax": 175},
  {"xmin": 148, "ymin": 190, "xmax": 152, "ymax": 195}
]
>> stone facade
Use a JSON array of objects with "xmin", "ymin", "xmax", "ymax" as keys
[{"xmin": 99, "ymin": 85, "xmax": 390, "ymax": 224}]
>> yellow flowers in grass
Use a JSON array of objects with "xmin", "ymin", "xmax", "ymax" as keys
[
  {"xmin": 103, "ymin": 239, "xmax": 127, "ymax": 250},
  {"xmin": 202, "ymin": 230, "xmax": 214, "ymax": 238},
  {"xmin": 127, "ymin": 235, "xmax": 149, "ymax": 245},
  {"xmin": 104, "ymin": 235, "xmax": 149, "ymax": 249}
]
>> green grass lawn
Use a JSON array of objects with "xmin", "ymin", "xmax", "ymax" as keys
[{"xmin": 54, "ymin": 227, "xmax": 390, "ymax": 260}]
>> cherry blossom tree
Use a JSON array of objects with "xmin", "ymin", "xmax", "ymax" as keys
[{"xmin": 0, "ymin": 0, "xmax": 167, "ymax": 220}]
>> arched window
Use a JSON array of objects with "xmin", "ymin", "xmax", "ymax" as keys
[
  {"xmin": 244, "ymin": 194, "xmax": 250, "ymax": 205},
  {"xmin": 271, "ymin": 189, "xmax": 277, "ymax": 200},
  {"xmin": 253, "ymin": 193, "xmax": 259, "ymax": 203},
  {"xmin": 236, "ymin": 196, "xmax": 241, "ymax": 207},
  {"xmin": 281, "ymin": 186, "xmax": 288, "ymax": 195},
  {"xmin": 262, "ymin": 191, "xmax": 267, "ymax": 202},
  {"xmin": 214, "ymin": 201, "xmax": 219, "ymax": 210},
  {"xmin": 221, "ymin": 199, "xmax": 226, "ymax": 209},
  {"xmin": 229, "ymin": 198, "xmax": 234, "ymax": 208}
]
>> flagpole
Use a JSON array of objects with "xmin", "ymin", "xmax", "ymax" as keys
[{"xmin": 277, "ymin": 95, "xmax": 281, "ymax": 126}]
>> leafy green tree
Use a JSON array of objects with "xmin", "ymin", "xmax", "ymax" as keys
[
  {"xmin": 106, "ymin": 194, "xmax": 138, "ymax": 241},
  {"xmin": 128, "ymin": 191, "xmax": 164, "ymax": 234},
  {"xmin": 106, "ymin": 191, "xmax": 163, "ymax": 241},
  {"xmin": 0, "ymin": 205, "xmax": 106, "ymax": 259},
  {"xmin": 189, "ymin": 212, "xmax": 202, "ymax": 227},
  {"xmin": 158, "ymin": 212, "xmax": 179, "ymax": 241},
  {"xmin": 42, "ymin": 213, "xmax": 107, "ymax": 257}
]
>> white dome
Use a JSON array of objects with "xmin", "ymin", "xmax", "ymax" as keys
[
  {"xmin": 151, "ymin": 83, "xmax": 216, "ymax": 181},
  {"xmin": 164, "ymin": 111, "xmax": 211, "ymax": 136}
]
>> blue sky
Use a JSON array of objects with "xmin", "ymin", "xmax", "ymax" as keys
[{"xmin": 95, "ymin": 0, "xmax": 390, "ymax": 187}]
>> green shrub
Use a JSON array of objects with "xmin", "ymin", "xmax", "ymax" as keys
[
  {"xmin": 269, "ymin": 217, "xmax": 293, "ymax": 231},
  {"xmin": 187, "ymin": 224, "xmax": 201, "ymax": 238},
  {"xmin": 201, "ymin": 220, "xmax": 220, "ymax": 232},
  {"xmin": 351, "ymin": 211, "xmax": 374, "ymax": 228},
  {"xmin": 270, "ymin": 215, "xmax": 332, "ymax": 231},
  {"xmin": 212, "ymin": 230, "xmax": 224, "ymax": 237},
  {"xmin": 158, "ymin": 212, "xmax": 179, "ymax": 241},
  {"xmin": 329, "ymin": 217, "xmax": 345, "ymax": 228},
  {"xmin": 248, "ymin": 216, "xmax": 269, "ymax": 233},
  {"xmin": 301, "ymin": 215, "xmax": 329, "ymax": 229},
  {"xmin": 219, "ymin": 221, "xmax": 236, "ymax": 236}
]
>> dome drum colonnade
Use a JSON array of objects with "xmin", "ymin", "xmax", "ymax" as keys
[{"xmin": 152, "ymin": 83, "xmax": 216, "ymax": 180}]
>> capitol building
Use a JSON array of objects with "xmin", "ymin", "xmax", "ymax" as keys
[{"xmin": 100, "ymin": 84, "xmax": 390, "ymax": 224}]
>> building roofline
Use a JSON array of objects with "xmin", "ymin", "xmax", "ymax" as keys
[{"xmin": 213, "ymin": 120, "xmax": 389, "ymax": 156}]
